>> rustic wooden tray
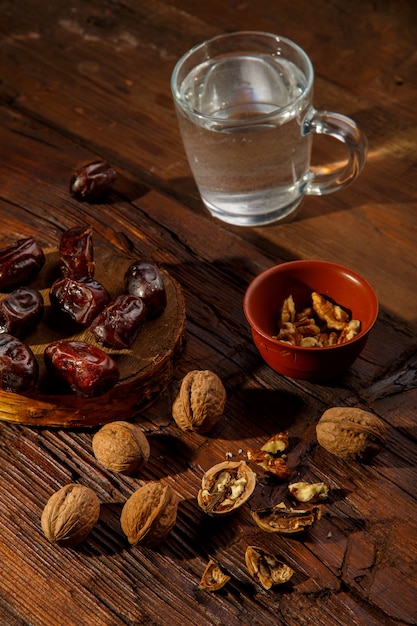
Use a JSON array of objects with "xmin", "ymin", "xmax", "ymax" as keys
[{"xmin": 0, "ymin": 242, "xmax": 186, "ymax": 427}]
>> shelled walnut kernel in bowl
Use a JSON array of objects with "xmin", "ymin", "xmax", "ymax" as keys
[
  {"xmin": 274, "ymin": 292, "xmax": 361, "ymax": 348},
  {"xmin": 244, "ymin": 259, "xmax": 378, "ymax": 380}
]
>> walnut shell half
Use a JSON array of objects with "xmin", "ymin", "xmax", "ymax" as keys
[
  {"xmin": 245, "ymin": 546, "xmax": 294, "ymax": 590},
  {"xmin": 92, "ymin": 420, "xmax": 150, "ymax": 475},
  {"xmin": 172, "ymin": 370, "xmax": 226, "ymax": 433},
  {"xmin": 197, "ymin": 460, "xmax": 256, "ymax": 515},
  {"xmin": 198, "ymin": 559, "xmax": 231, "ymax": 591},
  {"xmin": 251, "ymin": 502, "xmax": 322, "ymax": 534},
  {"xmin": 120, "ymin": 481, "xmax": 178, "ymax": 547},
  {"xmin": 41, "ymin": 483, "xmax": 100, "ymax": 548},
  {"xmin": 316, "ymin": 407, "xmax": 386, "ymax": 461}
]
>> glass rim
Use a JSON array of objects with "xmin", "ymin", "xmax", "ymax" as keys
[{"xmin": 171, "ymin": 30, "xmax": 314, "ymax": 123}]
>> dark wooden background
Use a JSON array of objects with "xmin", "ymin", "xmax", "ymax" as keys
[{"xmin": 0, "ymin": 1, "xmax": 416, "ymax": 625}]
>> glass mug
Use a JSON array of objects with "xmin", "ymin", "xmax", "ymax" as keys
[{"xmin": 171, "ymin": 31, "xmax": 367, "ymax": 227}]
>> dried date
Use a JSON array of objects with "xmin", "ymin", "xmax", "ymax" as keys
[
  {"xmin": 0, "ymin": 237, "xmax": 45, "ymax": 291},
  {"xmin": 124, "ymin": 261, "xmax": 166, "ymax": 319},
  {"xmin": 0, "ymin": 333, "xmax": 39, "ymax": 393},
  {"xmin": 91, "ymin": 294, "xmax": 146, "ymax": 349},
  {"xmin": 50, "ymin": 276, "xmax": 110, "ymax": 326},
  {"xmin": 44, "ymin": 340, "xmax": 120, "ymax": 397},
  {"xmin": 0, "ymin": 287, "xmax": 44, "ymax": 338},
  {"xmin": 70, "ymin": 161, "xmax": 116, "ymax": 202},
  {"xmin": 59, "ymin": 226, "xmax": 94, "ymax": 279}
]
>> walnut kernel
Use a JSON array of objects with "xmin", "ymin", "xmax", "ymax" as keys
[
  {"xmin": 250, "ymin": 453, "xmax": 291, "ymax": 480},
  {"xmin": 260, "ymin": 432, "xmax": 289, "ymax": 455},
  {"xmin": 288, "ymin": 481, "xmax": 329, "ymax": 503},
  {"xmin": 275, "ymin": 293, "xmax": 361, "ymax": 347},
  {"xmin": 172, "ymin": 369, "xmax": 226, "ymax": 433},
  {"xmin": 41, "ymin": 483, "xmax": 100, "ymax": 548},
  {"xmin": 247, "ymin": 432, "xmax": 291, "ymax": 479},
  {"xmin": 92, "ymin": 421, "xmax": 150, "ymax": 475}
]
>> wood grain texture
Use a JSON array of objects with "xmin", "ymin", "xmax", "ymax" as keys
[{"xmin": 0, "ymin": 1, "xmax": 416, "ymax": 625}]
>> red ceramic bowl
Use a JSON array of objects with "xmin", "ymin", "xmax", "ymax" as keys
[{"xmin": 243, "ymin": 260, "xmax": 378, "ymax": 381}]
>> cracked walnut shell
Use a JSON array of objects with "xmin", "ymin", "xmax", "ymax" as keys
[
  {"xmin": 197, "ymin": 460, "xmax": 256, "ymax": 515},
  {"xmin": 172, "ymin": 370, "xmax": 226, "ymax": 433},
  {"xmin": 120, "ymin": 481, "xmax": 178, "ymax": 547},
  {"xmin": 198, "ymin": 559, "xmax": 231, "ymax": 591},
  {"xmin": 245, "ymin": 546, "xmax": 294, "ymax": 590},
  {"xmin": 92, "ymin": 421, "xmax": 150, "ymax": 475},
  {"xmin": 41, "ymin": 483, "xmax": 100, "ymax": 548},
  {"xmin": 251, "ymin": 502, "xmax": 322, "ymax": 534},
  {"xmin": 316, "ymin": 407, "xmax": 386, "ymax": 461}
]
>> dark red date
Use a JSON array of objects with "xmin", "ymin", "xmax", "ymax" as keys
[
  {"xmin": 0, "ymin": 333, "xmax": 39, "ymax": 393},
  {"xmin": 0, "ymin": 287, "xmax": 44, "ymax": 338},
  {"xmin": 59, "ymin": 225, "xmax": 94, "ymax": 279},
  {"xmin": 70, "ymin": 161, "xmax": 116, "ymax": 202},
  {"xmin": 50, "ymin": 277, "xmax": 110, "ymax": 326},
  {"xmin": 0, "ymin": 237, "xmax": 45, "ymax": 291},
  {"xmin": 91, "ymin": 294, "xmax": 146, "ymax": 349},
  {"xmin": 44, "ymin": 340, "xmax": 120, "ymax": 397},
  {"xmin": 124, "ymin": 261, "xmax": 167, "ymax": 319}
]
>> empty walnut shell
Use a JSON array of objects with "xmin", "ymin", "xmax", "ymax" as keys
[
  {"xmin": 251, "ymin": 502, "xmax": 322, "ymax": 534},
  {"xmin": 120, "ymin": 481, "xmax": 178, "ymax": 547},
  {"xmin": 92, "ymin": 421, "xmax": 150, "ymax": 475},
  {"xmin": 197, "ymin": 460, "xmax": 256, "ymax": 516},
  {"xmin": 172, "ymin": 369, "xmax": 226, "ymax": 433},
  {"xmin": 316, "ymin": 407, "xmax": 386, "ymax": 461},
  {"xmin": 41, "ymin": 483, "xmax": 100, "ymax": 548},
  {"xmin": 245, "ymin": 546, "xmax": 294, "ymax": 590}
]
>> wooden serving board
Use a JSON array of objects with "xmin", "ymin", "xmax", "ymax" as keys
[{"xmin": 0, "ymin": 242, "xmax": 186, "ymax": 427}]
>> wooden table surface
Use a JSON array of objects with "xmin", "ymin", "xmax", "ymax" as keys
[{"xmin": 1, "ymin": 1, "xmax": 416, "ymax": 625}]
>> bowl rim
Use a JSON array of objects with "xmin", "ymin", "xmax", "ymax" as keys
[{"xmin": 243, "ymin": 259, "xmax": 379, "ymax": 352}]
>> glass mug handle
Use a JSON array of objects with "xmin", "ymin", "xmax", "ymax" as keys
[{"xmin": 303, "ymin": 110, "xmax": 368, "ymax": 195}]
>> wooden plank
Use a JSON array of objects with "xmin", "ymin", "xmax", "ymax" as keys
[
  {"xmin": 3, "ymin": 118, "xmax": 413, "ymax": 623},
  {"xmin": 0, "ymin": 1, "xmax": 416, "ymax": 624}
]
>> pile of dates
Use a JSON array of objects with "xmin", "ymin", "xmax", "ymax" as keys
[{"xmin": 0, "ymin": 226, "xmax": 166, "ymax": 398}]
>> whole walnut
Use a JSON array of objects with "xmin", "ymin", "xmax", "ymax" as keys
[
  {"xmin": 120, "ymin": 481, "xmax": 178, "ymax": 547},
  {"xmin": 41, "ymin": 483, "xmax": 100, "ymax": 548},
  {"xmin": 316, "ymin": 407, "xmax": 386, "ymax": 461},
  {"xmin": 172, "ymin": 370, "xmax": 226, "ymax": 433},
  {"xmin": 92, "ymin": 421, "xmax": 150, "ymax": 475}
]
